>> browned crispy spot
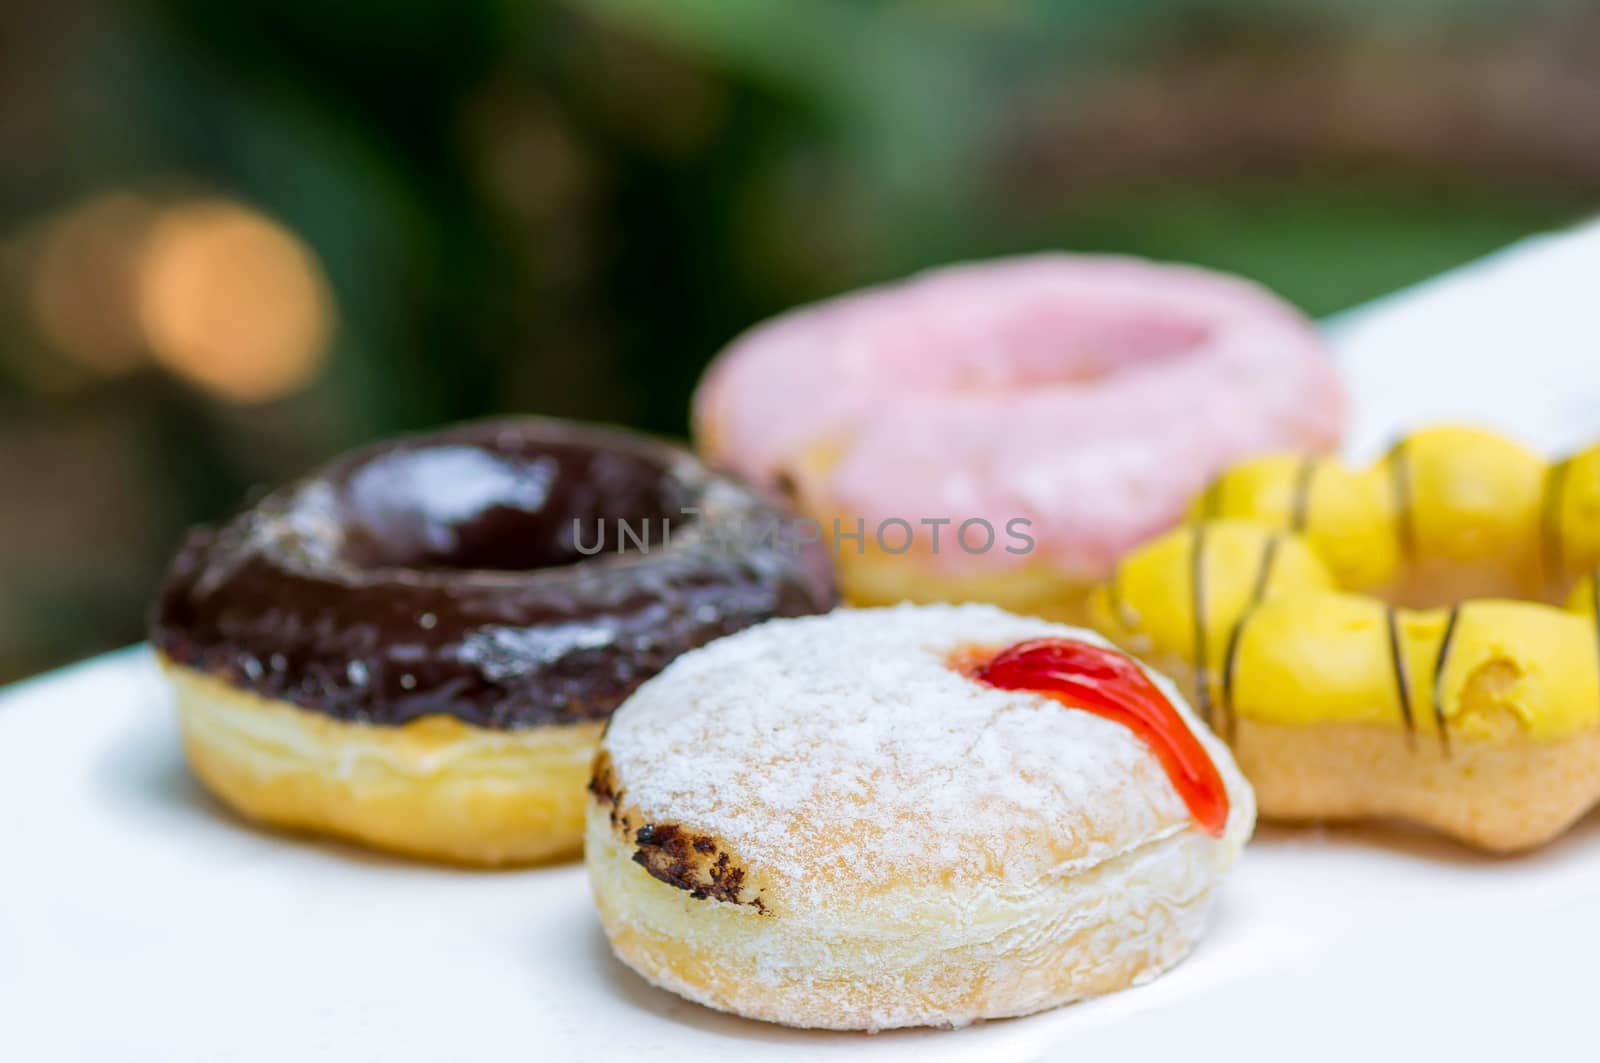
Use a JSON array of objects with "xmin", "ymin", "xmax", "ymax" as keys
[
  {"xmin": 595, "ymin": 750, "xmax": 768, "ymax": 912},
  {"xmin": 632, "ymin": 822, "xmax": 768, "ymax": 913},
  {"xmin": 589, "ymin": 751, "xmax": 635, "ymax": 834},
  {"xmin": 589, "ymin": 751, "xmax": 619, "ymax": 806}
]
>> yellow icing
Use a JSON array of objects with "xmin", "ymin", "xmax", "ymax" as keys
[{"xmin": 1096, "ymin": 427, "xmax": 1600, "ymax": 742}]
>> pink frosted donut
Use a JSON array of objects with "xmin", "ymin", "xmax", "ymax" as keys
[{"xmin": 693, "ymin": 254, "xmax": 1343, "ymax": 618}]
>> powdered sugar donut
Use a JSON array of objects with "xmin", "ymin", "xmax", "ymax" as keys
[
  {"xmin": 586, "ymin": 604, "xmax": 1255, "ymax": 1030},
  {"xmin": 693, "ymin": 254, "xmax": 1343, "ymax": 620}
]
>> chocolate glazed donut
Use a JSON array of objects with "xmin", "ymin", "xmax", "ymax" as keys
[{"xmin": 150, "ymin": 418, "xmax": 835, "ymax": 865}]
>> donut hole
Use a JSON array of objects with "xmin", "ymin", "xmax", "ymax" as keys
[
  {"xmin": 334, "ymin": 442, "xmax": 692, "ymax": 571},
  {"xmin": 883, "ymin": 300, "xmax": 1213, "ymax": 390},
  {"xmin": 988, "ymin": 306, "xmax": 1211, "ymax": 387},
  {"xmin": 1379, "ymin": 554, "xmax": 1544, "ymax": 611}
]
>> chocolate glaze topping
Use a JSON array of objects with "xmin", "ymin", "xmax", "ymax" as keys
[{"xmin": 151, "ymin": 418, "xmax": 836, "ymax": 729}]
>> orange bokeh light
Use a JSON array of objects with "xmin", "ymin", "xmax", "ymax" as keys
[{"xmin": 137, "ymin": 200, "xmax": 335, "ymax": 403}]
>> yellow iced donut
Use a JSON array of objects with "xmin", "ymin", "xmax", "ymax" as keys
[{"xmin": 1089, "ymin": 426, "xmax": 1600, "ymax": 852}]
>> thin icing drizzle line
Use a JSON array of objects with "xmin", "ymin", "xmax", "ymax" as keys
[
  {"xmin": 972, "ymin": 638, "xmax": 1230, "ymax": 837},
  {"xmin": 1385, "ymin": 605, "xmax": 1418, "ymax": 751},
  {"xmin": 1249, "ymin": 533, "xmax": 1282, "ymax": 605},
  {"xmin": 1219, "ymin": 612, "xmax": 1250, "ymax": 748},
  {"xmin": 1431, "ymin": 604, "xmax": 1461, "ymax": 757},
  {"xmin": 1219, "ymin": 533, "xmax": 1281, "ymax": 745},
  {"xmin": 1290, "ymin": 455, "xmax": 1317, "ymax": 533},
  {"xmin": 1201, "ymin": 476, "xmax": 1225, "ymax": 520}
]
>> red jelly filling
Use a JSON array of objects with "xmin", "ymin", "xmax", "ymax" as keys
[{"xmin": 972, "ymin": 638, "xmax": 1229, "ymax": 837}]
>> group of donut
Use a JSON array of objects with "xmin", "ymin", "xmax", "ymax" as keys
[{"xmin": 150, "ymin": 254, "xmax": 1595, "ymax": 1033}]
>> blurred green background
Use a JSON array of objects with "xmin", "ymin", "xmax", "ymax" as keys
[{"xmin": 1, "ymin": 0, "xmax": 1597, "ymax": 682}]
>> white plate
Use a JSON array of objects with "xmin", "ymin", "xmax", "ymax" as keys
[{"xmin": 7, "ymin": 223, "xmax": 1600, "ymax": 1063}]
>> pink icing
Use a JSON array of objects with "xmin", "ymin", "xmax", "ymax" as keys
[{"xmin": 693, "ymin": 254, "xmax": 1343, "ymax": 577}]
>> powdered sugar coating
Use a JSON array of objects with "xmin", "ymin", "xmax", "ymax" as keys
[
  {"xmin": 693, "ymin": 253, "xmax": 1342, "ymax": 577},
  {"xmin": 601, "ymin": 603, "xmax": 1254, "ymax": 917}
]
